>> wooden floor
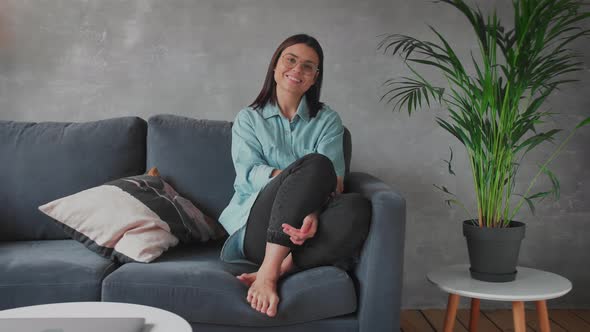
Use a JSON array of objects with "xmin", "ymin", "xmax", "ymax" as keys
[{"xmin": 401, "ymin": 309, "xmax": 590, "ymax": 332}]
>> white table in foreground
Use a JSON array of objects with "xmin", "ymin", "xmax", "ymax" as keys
[
  {"xmin": 427, "ymin": 264, "xmax": 572, "ymax": 332},
  {"xmin": 0, "ymin": 302, "xmax": 192, "ymax": 332}
]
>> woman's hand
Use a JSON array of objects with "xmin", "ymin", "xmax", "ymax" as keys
[
  {"xmin": 331, "ymin": 176, "xmax": 344, "ymax": 197},
  {"xmin": 282, "ymin": 211, "xmax": 318, "ymax": 245}
]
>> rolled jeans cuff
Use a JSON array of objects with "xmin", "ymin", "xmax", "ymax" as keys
[{"xmin": 266, "ymin": 229, "xmax": 294, "ymax": 248}]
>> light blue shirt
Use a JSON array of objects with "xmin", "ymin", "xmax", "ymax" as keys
[{"xmin": 218, "ymin": 97, "xmax": 345, "ymax": 264}]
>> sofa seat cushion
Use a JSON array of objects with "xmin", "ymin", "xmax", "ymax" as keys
[
  {"xmin": 0, "ymin": 240, "xmax": 118, "ymax": 310},
  {"xmin": 102, "ymin": 242, "xmax": 357, "ymax": 327}
]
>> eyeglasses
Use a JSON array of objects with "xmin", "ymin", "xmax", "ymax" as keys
[{"xmin": 280, "ymin": 54, "xmax": 319, "ymax": 75}]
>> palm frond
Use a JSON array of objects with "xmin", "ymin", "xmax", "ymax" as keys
[{"xmin": 380, "ymin": 0, "xmax": 590, "ymax": 227}]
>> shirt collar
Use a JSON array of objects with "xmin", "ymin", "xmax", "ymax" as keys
[{"xmin": 261, "ymin": 96, "xmax": 310, "ymax": 122}]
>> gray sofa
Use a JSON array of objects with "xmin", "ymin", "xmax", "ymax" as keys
[{"xmin": 0, "ymin": 114, "xmax": 406, "ymax": 332}]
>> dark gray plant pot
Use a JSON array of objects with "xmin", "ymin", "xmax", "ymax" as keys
[{"xmin": 463, "ymin": 220, "xmax": 526, "ymax": 282}]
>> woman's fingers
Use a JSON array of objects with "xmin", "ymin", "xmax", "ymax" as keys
[
  {"xmin": 285, "ymin": 231, "xmax": 311, "ymax": 245},
  {"xmin": 301, "ymin": 216, "xmax": 318, "ymax": 238},
  {"xmin": 310, "ymin": 218, "xmax": 317, "ymax": 234},
  {"xmin": 308, "ymin": 215, "xmax": 318, "ymax": 232},
  {"xmin": 282, "ymin": 225, "xmax": 307, "ymax": 239},
  {"xmin": 282, "ymin": 219, "xmax": 317, "ymax": 238},
  {"xmin": 282, "ymin": 224, "xmax": 301, "ymax": 236},
  {"xmin": 300, "ymin": 218, "xmax": 312, "ymax": 233},
  {"xmin": 290, "ymin": 236, "xmax": 304, "ymax": 245},
  {"xmin": 282, "ymin": 225, "xmax": 306, "ymax": 245},
  {"xmin": 282, "ymin": 212, "xmax": 318, "ymax": 245},
  {"xmin": 284, "ymin": 228, "xmax": 303, "ymax": 240}
]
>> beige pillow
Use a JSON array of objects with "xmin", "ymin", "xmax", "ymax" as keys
[{"xmin": 39, "ymin": 167, "xmax": 226, "ymax": 263}]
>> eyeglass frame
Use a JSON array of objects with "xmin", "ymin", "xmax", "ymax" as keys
[{"xmin": 279, "ymin": 53, "xmax": 320, "ymax": 75}]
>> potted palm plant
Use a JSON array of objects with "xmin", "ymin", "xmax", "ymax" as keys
[{"xmin": 379, "ymin": 0, "xmax": 590, "ymax": 282}]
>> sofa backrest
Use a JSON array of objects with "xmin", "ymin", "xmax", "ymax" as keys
[
  {"xmin": 146, "ymin": 114, "xmax": 351, "ymax": 221},
  {"xmin": 0, "ymin": 117, "xmax": 147, "ymax": 241},
  {"xmin": 146, "ymin": 115, "xmax": 234, "ymax": 220}
]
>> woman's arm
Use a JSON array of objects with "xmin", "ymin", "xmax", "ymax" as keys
[
  {"xmin": 316, "ymin": 109, "xmax": 346, "ymax": 187},
  {"xmin": 336, "ymin": 176, "xmax": 344, "ymax": 194},
  {"xmin": 232, "ymin": 111, "xmax": 274, "ymax": 193}
]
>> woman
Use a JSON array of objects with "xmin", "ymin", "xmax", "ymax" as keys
[{"xmin": 218, "ymin": 34, "xmax": 371, "ymax": 318}]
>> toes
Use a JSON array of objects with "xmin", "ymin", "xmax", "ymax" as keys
[
  {"xmin": 247, "ymin": 291, "xmax": 253, "ymax": 304},
  {"xmin": 267, "ymin": 296, "xmax": 279, "ymax": 317},
  {"xmin": 256, "ymin": 297, "xmax": 264, "ymax": 312},
  {"xmin": 266, "ymin": 307, "xmax": 276, "ymax": 317},
  {"xmin": 260, "ymin": 299, "xmax": 269, "ymax": 314},
  {"xmin": 250, "ymin": 295, "xmax": 258, "ymax": 309}
]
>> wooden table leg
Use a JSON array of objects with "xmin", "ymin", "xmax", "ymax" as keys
[
  {"xmin": 512, "ymin": 301, "xmax": 526, "ymax": 332},
  {"xmin": 443, "ymin": 293, "xmax": 460, "ymax": 332},
  {"xmin": 536, "ymin": 300, "xmax": 551, "ymax": 332},
  {"xmin": 469, "ymin": 298, "xmax": 480, "ymax": 332}
]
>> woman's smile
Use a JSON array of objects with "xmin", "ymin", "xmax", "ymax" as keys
[{"xmin": 285, "ymin": 74, "xmax": 303, "ymax": 84}]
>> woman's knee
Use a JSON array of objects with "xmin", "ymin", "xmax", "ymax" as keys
[{"xmin": 301, "ymin": 153, "xmax": 336, "ymax": 180}]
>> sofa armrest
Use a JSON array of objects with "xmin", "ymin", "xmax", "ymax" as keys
[{"xmin": 346, "ymin": 172, "xmax": 406, "ymax": 332}]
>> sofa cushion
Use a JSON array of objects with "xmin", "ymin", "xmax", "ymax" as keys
[
  {"xmin": 102, "ymin": 242, "xmax": 357, "ymax": 327},
  {"xmin": 146, "ymin": 114, "xmax": 352, "ymax": 221},
  {"xmin": 0, "ymin": 117, "xmax": 147, "ymax": 241},
  {"xmin": 0, "ymin": 240, "xmax": 118, "ymax": 310},
  {"xmin": 38, "ymin": 171, "xmax": 226, "ymax": 263}
]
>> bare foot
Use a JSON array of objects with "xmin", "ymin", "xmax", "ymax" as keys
[
  {"xmin": 237, "ymin": 253, "xmax": 295, "ymax": 287},
  {"xmin": 242, "ymin": 243, "xmax": 293, "ymax": 317},
  {"xmin": 247, "ymin": 275, "xmax": 280, "ymax": 317}
]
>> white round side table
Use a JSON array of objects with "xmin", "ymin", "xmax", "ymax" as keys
[
  {"xmin": 0, "ymin": 302, "xmax": 192, "ymax": 332},
  {"xmin": 427, "ymin": 264, "xmax": 572, "ymax": 332}
]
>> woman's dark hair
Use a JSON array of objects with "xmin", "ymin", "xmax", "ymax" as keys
[{"xmin": 249, "ymin": 34, "xmax": 324, "ymax": 118}]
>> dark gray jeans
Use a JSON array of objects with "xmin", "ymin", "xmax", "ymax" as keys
[{"xmin": 244, "ymin": 153, "xmax": 371, "ymax": 270}]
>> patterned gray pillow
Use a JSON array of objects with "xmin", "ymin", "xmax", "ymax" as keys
[{"xmin": 39, "ymin": 168, "xmax": 227, "ymax": 263}]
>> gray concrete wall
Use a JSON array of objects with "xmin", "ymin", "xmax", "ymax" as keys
[{"xmin": 1, "ymin": 0, "xmax": 588, "ymax": 308}]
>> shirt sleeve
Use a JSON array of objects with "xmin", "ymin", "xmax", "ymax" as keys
[
  {"xmin": 316, "ymin": 109, "xmax": 346, "ymax": 177},
  {"xmin": 231, "ymin": 110, "xmax": 274, "ymax": 193}
]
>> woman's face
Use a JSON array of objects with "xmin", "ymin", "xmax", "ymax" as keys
[{"xmin": 274, "ymin": 43, "xmax": 320, "ymax": 98}]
